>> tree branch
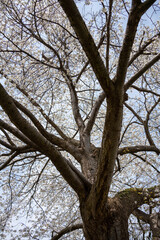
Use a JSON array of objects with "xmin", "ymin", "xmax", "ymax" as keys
[
  {"xmin": 144, "ymin": 98, "xmax": 160, "ymax": 146},
  {"xmin": 65, "ymin": 76, "xmax": 85, "ymax": 132},
  {"xmin": 58, "ymin": 0, "xmax": 113, "ymax": 94},
  {"xmin": 133, "ymin": 209, "xmax": 150, "ymax": 223},
  {"xmin": 128, "ymin": 33, "xmax": 160, "ymax": 66},
  {"xmin": 124, "ymin": 103, "xmax": 144, "ymax": 123},
  {"xmin": 132, "ymin": 153, "xmax": 160, "ymax": 173},
  {"xmin": 0, "ymin": 147, "xmax": 34, "ymax": 171},
  {"xmin": 0, "ymin": 139, "xmax": 15, "ymax": 150},
  {"xmin": 75, "ymin": 29, "xmax": 106, "ymax": 84},
  {"xmin": 133, "ymin": 209, "xmax": 160, "ymax": 238},
  {"xmin": 51, "ymin": 223, "xmax": 83, "ymax": 240},
  {"xmin": 13, "ymin": 98, "xmax": 82, "ymax": 161},
  {"xmin": 115, "ymin": 0, "xmax": 157, "ymax": 88},
  {"xmin": 114, "ymin": 2, "xmax": 141, "ymax": 87},
  {"xmin": 0, "ymin": 119, "xmax": 38, "ymax": 149},
  {"xmin": 118, "ymin": 145, "xmax": 160, "ymax": 155},
  {"xmin": 0, "ymin": 151, "xmax": 19, "ymax": 171},
  {"xmin": 116, "ymin": 185, "xmax": 160, "ymax": 215},
  {"xmin": 106, "ymin": 0, "xmax": 113, "ymax": 73},
  {"xmin": 84, "ymin": 91, "xmax": 106, "ymax": 135},
  {"xmin": 131, "ymin": 85, "xmax": 160, "ymax": 97},
  {"xmin": 0, "ymin": 32, "xmax": 59, "ymax": 70},
  {"xmin": 0, "ymin": 83, "xmax": 89, "ymax": 197},
  {"xmin": 125, "ymin": 53, "xmax": 160, "ymax": 90},
  {"xmin": 0, "ymin": 127, "xmax": 16, "ymax": 146},
  {"xmin": 137, "ymin": 0, "xmax": 157, "ymax": 15},
  {"xmin": 0, "ymin": 71, "xmax": 68, "ymax": 140}
]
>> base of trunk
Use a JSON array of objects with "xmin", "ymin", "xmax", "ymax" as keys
[
  {"xmin": 83, "ymin": 218, "xmax": 129, "ymax": 240},
  {"xmin": 80, "ymin": 198, "xmax": 129, "ymax": 240}
]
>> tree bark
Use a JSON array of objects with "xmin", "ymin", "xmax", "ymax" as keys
[{"xmin": 80, "ymin": 197, "xmax": 129, "ymax": 240}]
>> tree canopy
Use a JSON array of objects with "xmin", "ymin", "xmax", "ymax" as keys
[{"xmin": 0, "ymin": 0, "xmax": 160, "ymax": 239}]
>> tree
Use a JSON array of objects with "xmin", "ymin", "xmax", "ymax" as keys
[{"xmin": 0, "ymin": 0, "xmax": 160, "ymax": 239}]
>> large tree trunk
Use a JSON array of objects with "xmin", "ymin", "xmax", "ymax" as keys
[{"xmin": 80, "ymin": 198, "xmax": 129, "ymax": 240}]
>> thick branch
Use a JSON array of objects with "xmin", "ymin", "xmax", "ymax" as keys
[
  {"xmin": 117, "ymin": 183, "xmax": 160, "ymax": 237},
  {"xmin": 115, "ymin": 0, "xmax": 156, "ymax": 88},
  {"xmin": 136, "ymin": 0, "xmax": 157, "ymax": 15},
  {"xmin": 116, "ymin": 185, "xmax": 160, "ymax": 215},
  {"xmin": 75, "ymin": 30, "xmax": 106, "ymax": 84},
  {"xmin": 58, "ymin": 0, "xmax": 113, "ymax": 94},
  {"xmin": 0, "ymin": 119, "xmax": 37, "ymax": 148},
  {"xmin": 0, "ymin": 71, "xmax": 68, "ymax": 140},
  {"xmin": 0, "ymin": 83, "xmax": 88, "ymax": 197},
  {"xmin": 133, "ymin": 209, "xmax": 150, "ymax": 223},
  {"xmin": 118, "ymin": 145, "xmax": 160, "ymax": 155},
  {"xmin": 13, "ymin": 98, "xmax": 82, "ymax": 161},
  {"xmin": 115, "ymin": 2, "xmax": 141, "ymax": 87},
  {"xmin": 90, "ymin": 94, "xmax": 124, "ymax": 213}
]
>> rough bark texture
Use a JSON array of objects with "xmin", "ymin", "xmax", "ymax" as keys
[{"xmin": 80, "ymin": 197, "xmax": 129, "ymax": 240}]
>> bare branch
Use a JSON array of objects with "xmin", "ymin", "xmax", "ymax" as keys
[
  {"xmin": 66, "ymin": 77, "xmax": 85, "ymax": 132},
  {"xmin": 0, "ymin": 83, "xmax": 88, "ymax": 197},
  {"xmin": 29, "ymin": 13, "xmax": 78, "ymax": 40},
  {"xmin": 0, "ymin": 127, "xmax": 15, "ymax": 146},
  {"xmin": 51, "ymin": 223, "xmax": 83, "ymax": 240},
  {"xmin": 131, "ymin": 85, "xmax": 160, "ymax": 97},
  {"xmin": 75, "ymin": 32, "xmax": 106, "ymax": 84},
  {"xmin": 14, "ymin": 98, "xmax": 83, "ymax": 161},
  {"xmin": 118, "ymin": 145, "xmax": 160, "ymax": 155},
  {"xmin": 124, "ymin": 99, "xmax": 159, "ymax": 147},
  {"xmin": 128, "ymin": 33, "xmax": 160, "ymax": 66},
  {"xmin": 84, "ymin": 92, "xmax": 106, "ymax": 135},
  {"xmin": 0, "ymin": 71, "xmax": 68, "ymax": 140},
  {"xmin": 125, "ymin": 53, "xmax": 160, "ymax": 90},
  {"xmin": 106, "ymin": 0, "xmax": 113, "ymax": 73},
  {"xmin": 124, "ymin": 103, "xmax": 144, "ymax": 123},
  {"xmin": 0, "ymin": 139, "xmax": 15, "ymax": 150},
  {"xmin": 0, "ymin": 152, "xmax": 18, "ymax": 171},
  {"xmin": 0, "ymin": 32, "xmax": 59, "ymax": 70},
  {"xmin": 0, "ymin": 147, "xmax": 34, "ymax": 171},
  {"xmin": 0, "ymin": 119, "xmax": 38, "ymax": 148},
  {"xmin": 133, "ymin": 209, "xmax": 150, "ymax": 223},
  {"xmin": 58, "ymin": 0, "xmax": 113, "ymax": 94},
  {"xmin": 13, "ymin": 98, "xmax": 75, "ymax": 151},
  {"xmin": 132, "ymin": 153, "xmax": 160, "ymax": 173},
  {"xmin": 143, "ymin": 97, "xmax": 160, "ymax": 146},
  {"xmin": 115, "ymin": 0, "xmax": 157, "ymax": 88}
]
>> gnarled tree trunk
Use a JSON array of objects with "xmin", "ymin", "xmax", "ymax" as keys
[{"xmin": 80, "ymin": 197, "xmax": 129, "ymax": 240}]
